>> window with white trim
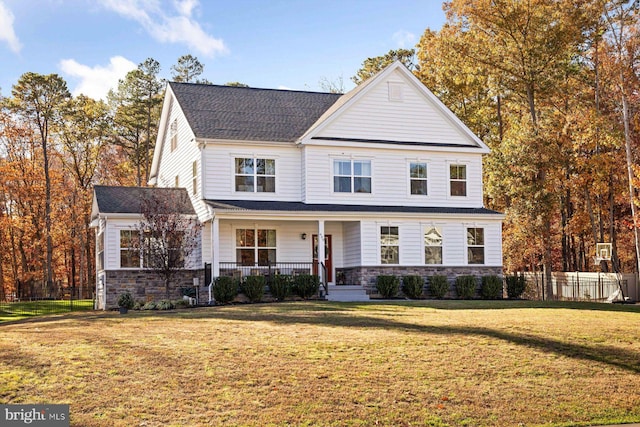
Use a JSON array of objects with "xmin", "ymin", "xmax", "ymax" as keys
[
  {"xmin": 380, "ymin": 226, "xmax": 399, "ymax": 264},
  {"xmin": 467, "ymin": 227, "xmax": 484, "ymax": 264},
  {"xmin": 450, "ymin": 164, "xmax": 467, "ymax": 196},
  {"xmin": 235, "ymin": 158, "xmax": 275, "ymax": 192},
  {"xmin": 97, "ymin": 231, "xmax": 104, "ymax": 271},
  {"xmin": 410, "ymin": 162, "xmax": 428, "ymax": 195},
  {"xmin": 424, "ymin": 227, "xmax": 442, "ymax": 264},
  {"xmin": 333, "ymin": 159, "xmax": 371, "ymax": 193},
  {"xmin": 236, "ymin": 229, "xmax": 276, "ymax": 266},
  {"xmin": 170, "ymin": 119, "xmax": 178, "ymax": 152},
  {"xmin": 192, "ymin": 161, "xmax": 198, "ymax": 195},
  {"xmin": 120, "ymin": 230, "xmax": 140, "ymax": 268}
]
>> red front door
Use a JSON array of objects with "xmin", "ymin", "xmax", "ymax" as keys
[{"xmin": 312, "ymin": 234, "xmax": 332, "ymax": 282}]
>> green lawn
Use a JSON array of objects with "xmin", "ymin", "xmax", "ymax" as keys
[
  {"xmin": 1, "ymin": 300, "xmax": 639, "ymax": 426},
  {"xmin": 0, "ymin": 299, "xmax": 94, "ymax": 322}
]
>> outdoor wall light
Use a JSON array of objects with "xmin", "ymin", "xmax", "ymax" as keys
[{"xmin": 301, "ymin": 233, "xmax": 307, "ymax": 240}]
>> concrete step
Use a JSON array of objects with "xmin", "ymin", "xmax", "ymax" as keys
[{"xmin": 326, "ymin": 285, "xmax": 370, "ymax": 302}]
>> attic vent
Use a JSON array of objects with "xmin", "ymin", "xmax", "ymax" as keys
[
  {"xmin": 170, "ymin": 119, "xmax": 178, "ymax": 151},
  {"xmin": 388, "ymin": 82, "xmax": 404, "ymax": 102}
]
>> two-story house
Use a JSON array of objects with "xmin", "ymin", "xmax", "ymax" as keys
[{"xmin": 91, "ymin": 61, "xmax": 503, "ymax": 308}]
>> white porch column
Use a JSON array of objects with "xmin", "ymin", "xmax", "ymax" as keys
[
  {"xmin": 212, "ymin": 216, "xmax": 220, "ymax": 277},
  {"xmin": 317, "ymin": 220, "xmax": 325, "ymax": 282}
]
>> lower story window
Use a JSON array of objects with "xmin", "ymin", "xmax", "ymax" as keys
[
  {"xmin": 236, "ymin": 229, "xmax": 276, "ymax": 266},
  {"xmin": 424, "ymin": 227, "xmax": 442, "ymax": 264},
  {"xmin": 120, "ymin": 230, "xmax": 140, "ymax": 267},
  {"xmin": 467, "ymin": 227, "xmax": 485, "ymax": 264},
  {"xmin": 380, "ymin": 226, "xmax": 399, "ymax": 264}
]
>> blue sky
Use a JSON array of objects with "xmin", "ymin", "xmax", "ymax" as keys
[{"xmin": 0, "ymin": 0, "xmax": 446, "ymax": 99}]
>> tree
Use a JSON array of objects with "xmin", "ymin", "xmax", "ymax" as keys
[
  {"xmin": 171, "ymin": 54, "xmax": 211, "ymax": 83},
  {"xmin": 138, "ymin": 191, "xmax": 201, "ymax": 300},
  {"xmin": 5, "ymin": 73, "xmax": 70, "ymax": 294},
  {"xmin": 318, "ymin": 75, "xmax": 345, "ymax": 94},
  {"xmin": 225, "ymin": 82, "xmax": 249, "ymax": 87},
  {"xmin": 109, "ymin": 59, "xmax": 163, "ymax": 186},
  {"xmin": 58, "ymin": 95, "xmax": 112, "ymax": 297},
  {"xmin": 352, "ymin": 48, "xmax": 417, "ymax": 85}
]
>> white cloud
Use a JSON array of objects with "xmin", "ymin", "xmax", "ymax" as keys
[
  {"xmin": 59, "ymin": 56, "xmax": 137, "ymax": 100},
  {"xmin": 0, "ymin": 1, "xmax": 22, "ymax": 53},
  {"xmin": 392, "ymin": 30, "xmax": 416, "ymax": 49},
  {"xmin": 277, "ymin": 85, "xmax": 293, "ymax": 91},
  {"xmin": 98, "ymin": 0, "xmax": 227, "ymax": 57}
]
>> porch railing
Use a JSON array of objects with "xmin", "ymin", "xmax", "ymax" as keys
[{"xmin": 218, "ymin": 261, "xmax": 328, "ymax": 297}]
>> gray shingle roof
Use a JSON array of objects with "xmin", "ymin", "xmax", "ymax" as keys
[
  {"xmin": 169, "ymin": 82, "xmax": 342, "ymax": 142},
  {"xmin": 93, "ymin": 186, "xmax": 196, "ymax": 215},
  {"xmin": 205, "ymin": 199, "xmax": 502, "ymax": 216}
]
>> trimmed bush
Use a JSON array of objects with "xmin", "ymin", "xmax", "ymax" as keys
[
  {"xmin": 376, "ymin": 275, "xmax": 399, "ymax": 298},
  {"xmin": 213, "ymin": 276, "xmax": 238, "ymax": 304},
  {"xmin": 481, "ymin": 275, "xmax": 503, "ymax": 299},
  {"xmin": 505, "ymin": 275, "xmax": 527, "ymax": 299},
  {"xmin": 292, "ymin": 274, "xmax": 320, "ymax": 299},
  {"xmin": 117, "ymin": 292, "xmax": 134, "ymax": 309},
  {"xmin": 455, "ymin": 275, "xmax": 477, "ymax": 299},
  {"xmin": 242, "ymin": 275, "xmax": 266, "ymax": 303},
  {"xmin": 270, "ymin": 274, "xmax": 292, "ymax": 301},
  {"xmin": 428, "ymin": 275, "xmax": 449, "ymax": 299},
  {"xmin": 402, "ymin": 275, "xmax": 424, "ymax": 299}
]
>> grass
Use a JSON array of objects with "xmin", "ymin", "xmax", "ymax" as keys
[
  {"xmin": 0, "ymin": 299, "xmax": 94, "ymax": 322},
  {"xmin": 0, "ymin": 300, "xmax": 639, "ymax": 426}
]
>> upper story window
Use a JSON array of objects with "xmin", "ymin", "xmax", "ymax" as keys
[
  {"xmin": 380, "ymin": 226, "xmax": 399, "ymax": 264},
  {"xmin": 424, "ymin": 227, "xmax": 442, "ymax": 264},
  {"xmin": 170, "ymin": 119, "xmax": 178, "ymax": 152},
  {"xmin": 410, "ymin": 162, "xmax": 428, "ymax": 195},
  {"xmin": 192, "ymin": 161, "xmax": 198, "ymax": 195},
  {"xmin": 467, "ymin": 227, "xmax": 484, "ymax": 264},
  {"xmin": 236, "ymin": 229, "xmax": 276, "ymax": 266},
  {"xmin": 333, "ymin": 159, "xmax": 371, "ymax": 193},
  {"xmin": 235, "ymin": 158, "xmax": 275, "ymax": 193},
  {"xmin": 450, "ymin": 164, "xmax": 467, "ymax": 196}
]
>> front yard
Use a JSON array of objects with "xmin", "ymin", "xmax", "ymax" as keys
[{"xmin": 1, "ymin": 301, "xmax": 639, "ymax": 426}]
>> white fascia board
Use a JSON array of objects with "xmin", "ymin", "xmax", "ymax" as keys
[
  {"xmin": 149, "ymin": 83, "xmax": 174, "ymax": 185},
  {"xmin": 212, "ymin": 209, "xmax": 504, "ymax": 222},
  {"xmin": 301, "ymin": 138, "xmax": 489, "ymax": 154},
  {"xmin": 198, "ymin": 137, "xmax": 296, "ymax": 147}
]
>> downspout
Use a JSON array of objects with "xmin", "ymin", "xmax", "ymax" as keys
[{"xmin": 208, "ymin": 208, "xmax": 215, "ymax": 305}]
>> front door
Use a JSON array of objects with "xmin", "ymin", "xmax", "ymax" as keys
[{"xmin": 312, "ymin": 235, "xmax": 332, "ymax": 282}]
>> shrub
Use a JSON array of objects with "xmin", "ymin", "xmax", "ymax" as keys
[
  {"xmin": 376, "ymin": 275, "xmax": 399, "ymax": 298},
  {"xmin": 428, "ymin": 275, "xmax": 449, "ymax": 299},
  {"xmin": 242, "ymin": 275, "xmax": 266, "ymax": 303},
  {"xmin": 505, "ymin": 275, "xmax": 527, "ymax": 299},
  {"xmin": 213, "ymin": 276, "xmax": 238, "ymax": 304},
  {"xmin": 142, "ymin": 301, "xmax": 157, "ymax": 310},
  {"xmin": 156, "ymin": 300, "xmax": 175, "ymax": 310},
  {"xmin": 481, "ymin": 275, "xmax": 503, "ymax": 299},
  {"xmin": 173, "ymin": 299, "xmax": 189, "ymax": 308},
  {"xmin": 117, "ymin": 292, "xmax": 134, "ymax": 309},
  {"xmin": 292, "ymin": 274, "xmax": 320, "ymax": 299},
  {"xmin": 455, "ymin": 275, "xmax": 477, "ymax": 299},
  {"xmin": 270, "ymin": 274, "xmax": 292, "ymax": 301},
  {"xmin": 401, "ymin": 275, "xmax": 424, "ymax": 299}
]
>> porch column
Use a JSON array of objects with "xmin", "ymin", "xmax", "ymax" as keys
[
  {"xmin": 317, "ymin": 220, "xmax": 325, "ymax": 283},
  {"xmin": 212, "ymin": 216, "xmax": 220, "ymax": 277}
]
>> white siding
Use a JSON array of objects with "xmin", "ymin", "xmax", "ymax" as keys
[
  {"xmin": 303, "ymin": 145, "xmax": 484, "ymax": 208},
  {"xmin": 203, "ymin": 143, "xmax": 302, "ymax": 201},
  {"xmin": 343, "ymin": 222, "xmax": 361, "ymax": 267},
  {"xmin": 316, "ymin": 68, "xmax": 474, "ymax": 146}
]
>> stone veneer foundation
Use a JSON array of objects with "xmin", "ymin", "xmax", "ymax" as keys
[
  {"xmin": 338, "ymin": 266, "xmax": 503, "ymax": 298},
  {"xmin": 100, "ymin": 269, "xmax": 206, "ymax": 309}
]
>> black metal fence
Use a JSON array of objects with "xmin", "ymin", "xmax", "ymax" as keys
[
  {"xmin": 0, "ymin": 298, "xmax": 94, "ymax": 322},
  {"xmin": 521, "ymin": 272, "xmax": 636, "ymax": 302}
]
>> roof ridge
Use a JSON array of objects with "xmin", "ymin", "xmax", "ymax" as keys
[{"xmin": 168, "ymin": 81, "xmax": 343, "ymax": 96}]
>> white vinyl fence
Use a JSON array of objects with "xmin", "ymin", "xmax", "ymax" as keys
[{"xmin": 521, "ymin": 272, "xmax": 638, "ymax": 302}]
